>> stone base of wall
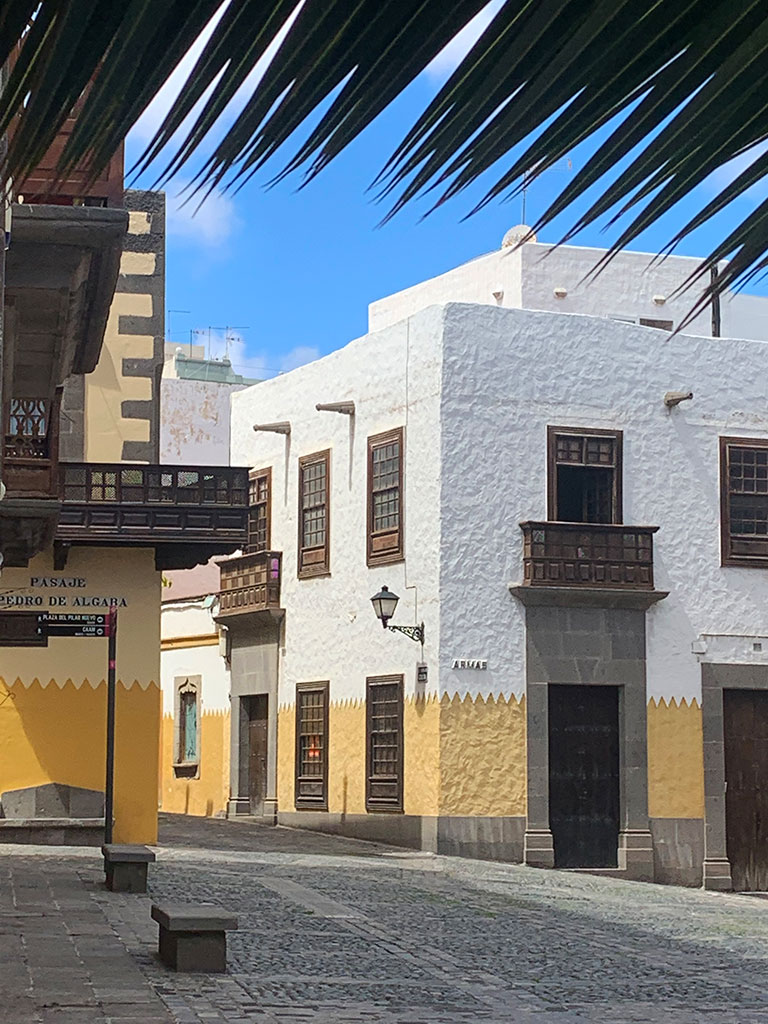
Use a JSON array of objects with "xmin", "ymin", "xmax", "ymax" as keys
[
  {"xmin": 438, "ymin": 816, "xmax": 525, "ymax": 862},
  {"xmin": 278, "ymin": 812, "xmax": 527, "ymax": 862},
  {"xmin": 279, "ymin": 811, "xmax": 711, "ymax": 887},
  {"xmin": 278, "ymin": 812, "xmax": 425, "ymax": 850},
  {"xmin": 650, "ymin": 818, "xmax": 704, "ymax": 887},
  {"xmin": 0, "ymin": 819, "xmax": 104, "ymax": 845}
]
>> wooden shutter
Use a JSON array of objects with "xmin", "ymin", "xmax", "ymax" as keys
[
  {"xmin": 366, "ymin": 676, "xmax": 404, "ymax": 812},
  {"xmin": 720, "ymin": 436, "xmax": 768, "ymax": 566},
  {"xmin": 367, "ymin": 428, "xmax": 404, "ymax": 566},
  {"xmin": 298, "ymin": 451, "xmax": 330, "ymax": 577},
  {"xmin": 295, "ymin": 682, "xmax": 329, "ymax": 809}
]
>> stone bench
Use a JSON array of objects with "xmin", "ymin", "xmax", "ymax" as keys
[
  {"xmin": 151, "ymin": 903, "xmax": 238, "ymax": 972},
  {"xmin": 102, "ymin": 844, "xmax": 156, "ymax": 893}
]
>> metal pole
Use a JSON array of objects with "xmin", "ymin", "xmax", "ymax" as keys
[
  {"xmin": 710, "ymin": 264, "xmax": 721, "ymax": 338},
  {"xmin": 104, "ymin": 605, "xmax": 118, "ymax": 844}
]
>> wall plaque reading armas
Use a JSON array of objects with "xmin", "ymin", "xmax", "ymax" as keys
[{"xmin": 451, "ymin": 658, "xmax": 488, "ymax": 670}]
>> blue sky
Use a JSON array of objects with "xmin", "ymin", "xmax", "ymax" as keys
[{"xmin": 126, "ymin": 3, "xmax": 767, "ymax": 380}]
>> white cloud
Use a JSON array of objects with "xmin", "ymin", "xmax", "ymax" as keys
[
  {"xmin": 425, "ymin": 0, "xmax": 504, "ymax": 82},
  {"xmin": 131, "ymin": 3, "xmax": 229, "ymax": 146},
  {"xmin": 185, "ymin": 329, "xmax": 320, "ymax": 380},
  {"xmin": 129, "ymin": 1, "xmax": 302, "ymax": 163},
  {"xmin": 165, "ymin": 179, "xmax": 241, "ymax": 248},
  {"xmin": 277, "ymin": 345, "xmax": 320, "ymax": 372}
]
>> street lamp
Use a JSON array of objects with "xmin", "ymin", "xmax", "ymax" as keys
[{"xmin": 370, "ymin": 586, "xmax": 425, "ymax": 645}]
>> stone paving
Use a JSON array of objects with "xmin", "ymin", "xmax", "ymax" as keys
[{"xmin": 2, "ymin": 814, "xmax": 768, "ymax": 1023}]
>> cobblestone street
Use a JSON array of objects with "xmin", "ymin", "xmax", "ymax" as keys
[{"xmin": 2, "ymin": 814, "xmax": 768, "ymax": 1023}]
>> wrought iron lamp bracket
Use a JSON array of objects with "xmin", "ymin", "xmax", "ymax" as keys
[{"xmin": 387, "ymin": 622, "xmax": 425, "ymax": 645}]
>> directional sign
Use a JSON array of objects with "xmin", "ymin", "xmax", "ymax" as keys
[{"xmin": 42, "ymin": 613, "xmax": 110, "ymax": 638}]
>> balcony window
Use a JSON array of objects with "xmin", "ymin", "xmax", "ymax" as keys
[
  {"xmin": 721, "ymin": 437, "xmax": 768, "ymax": 566},
  {"xmin": 548, "ymin": 426, "xmax": 622, "ymax": 524},
  {"xmin": 247, "ymin": 468, "xmax": 272, "ymax": 553}
]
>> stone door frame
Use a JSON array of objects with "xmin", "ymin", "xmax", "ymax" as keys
[
  {"xmin": 520, "ymin": 600, "xmax": 655, "ymax": 881},
  {"xmin": 701, "ymin": 661, "xmax": 768, "ymax": 891}
]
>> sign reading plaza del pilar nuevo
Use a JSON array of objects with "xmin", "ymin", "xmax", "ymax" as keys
[{"xmin": 0, "ymin": 576, "xmax": 128, "ymax": 609}]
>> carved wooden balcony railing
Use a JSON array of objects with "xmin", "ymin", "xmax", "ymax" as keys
[
  {"xmin": 4, "ymin": 396, "xmax": 61, "ymax": 499},
  {"xmin": 56, "ymin": 464, "xmax": 249, "ymax": 569},
  {"xmin": 520, "ymin": 521, "xmax": 658, "ymax": 590},
  {"xmin": 218, "ymin": 551, "xmax": 282, "ymax": 621}
]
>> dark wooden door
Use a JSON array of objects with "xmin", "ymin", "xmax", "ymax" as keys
[
  {"xmin": 246, "ymin": 695, "xmax": 268, "ymax": 816},
  {"xmin": 724, "ymin": 689, "xmax": 768, "ymax": 891},
  {"xmin": 548, "ymin": 684, "xmax": 620, "ymax": 868}
]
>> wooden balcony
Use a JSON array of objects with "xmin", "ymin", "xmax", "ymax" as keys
[
  {"xmin": 55, "ymin": 464, "xmax": 249, "ymax": 570},
  {"xmin": 217, "ymin": 551, "xmax": 283, "ymax": 625},
  {"xmin": 520, "ymin": 521, "xmax": 659, "ymax": 592},
  {"xmin": 4, "ymin": 396, "xmax": 61, "ymax": 501}
]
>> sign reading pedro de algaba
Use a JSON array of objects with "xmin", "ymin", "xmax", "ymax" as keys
[{"xmin": 0, "ymin": 575, "xmax": 128, "ymax": 609}]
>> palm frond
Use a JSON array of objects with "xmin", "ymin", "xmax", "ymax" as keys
[{"xmin": 3, "ymin": 1, "xmax": 768, "ymax": 315}]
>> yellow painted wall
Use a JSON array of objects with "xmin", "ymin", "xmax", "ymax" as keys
[
  {"xmin": 278, "ymin": 692, "xmax": 495, "ymax": 818},
  {"xmin": 277, "ymin": 704, "xmax": 295, "ymax": 810},
  {"xmin": 404, "ymin": 695, "xmax": 440, "ymax": 816},
  {"xmin": 160, "ymin": 710, "xmax": 230, "ymax": 817},
  {"xmin": 85, "ymin": 292, "xmax": 154, "ymax": 462},
  {"xmin": 647, "ymin": 697, "xmax": 705, "ymax": 819},
  {"xmin": 328, "ymin": 700, "xmax": 366, "ymax": 815},
  {"xmin": 439, "ymin": 692, "xmax": 526, "ymax": 816},
  {"xmin": 0, "ymin": 679, "xmax": 160, "ymax": 843},
  {"xmin": 0, "ymin": 547, "xmax": 161, "ymax": 843}
]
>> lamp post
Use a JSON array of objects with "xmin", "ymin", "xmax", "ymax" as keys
[{"xmin": 370, "ymin": 586, "xmax": 424, "ymax": 646}]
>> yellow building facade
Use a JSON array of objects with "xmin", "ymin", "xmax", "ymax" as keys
[{"xmin": 0, "ymin": 186, "xmax": 248, "ymax": 846}]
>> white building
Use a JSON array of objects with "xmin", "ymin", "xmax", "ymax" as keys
[
  {"xmin": 159, "ymin": 348, "xmax": 256, "ymax": 817},
  {"xmin": 218, "ymin": 232, "xmax": 768, "ymax": 891}
]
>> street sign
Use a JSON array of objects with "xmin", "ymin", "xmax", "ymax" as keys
[
  {"xmin": 42, "ymin": 613, "xmax": 110, "ymax": 638},
  {"xmin": 0, "ymin": 612, "xmax": 47, "ymax": 646}
]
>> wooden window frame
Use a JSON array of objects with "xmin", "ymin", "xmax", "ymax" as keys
[
  {"xmin": 297, "ymin": 450, "xmax": 330, "ymax": 578},
  {"xmin": 367, "ymin": 427, "xmax": 404, "ymax": 567},
  {"xmin": 720, "ymin": 435, "xmax": 768, "ymax": 567},
  {"xmin": 365, "ymin": 675, "xmax": 404, "ymax": 813},
  {"xmin": 294, "ymin": 681, "xmax": 329, "ymax": 810},
  {"xmin": 547, "ymin": 425, "xmax": 623, "ymax": 524},
  {"xmin": 173, "ymin": 675, "xmax": 200, "ymax": 779},
  {"xmin": 247, "ymin": 466, "xmax": 272, "ymax": 553}
]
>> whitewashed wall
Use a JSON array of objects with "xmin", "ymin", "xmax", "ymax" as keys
[
  {"xmin": 369, "ymin": 239, "xmax": 768, "ymax": 343},
  {"xmin": 160, "ymin": 376, "xmax": 244, "ymax": 465},
  {"xmin": 369, "ymin": 247, "xmax": 522, "ymax": 334},
  {"xmin": 229, "ymin": 308, "xmax": 445, "ymax": 705},
  {"xmin": 160, "ymin": 599, "xmax": 230, "ymax": 715},
  {"xmin": 438, "ymin": 303, "xmax": 768, "ymax": 705}
]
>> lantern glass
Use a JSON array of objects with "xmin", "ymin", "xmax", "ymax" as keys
[{"xmin": 371, "ymin": 586, "xmax": 399, "ymax": 625}]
